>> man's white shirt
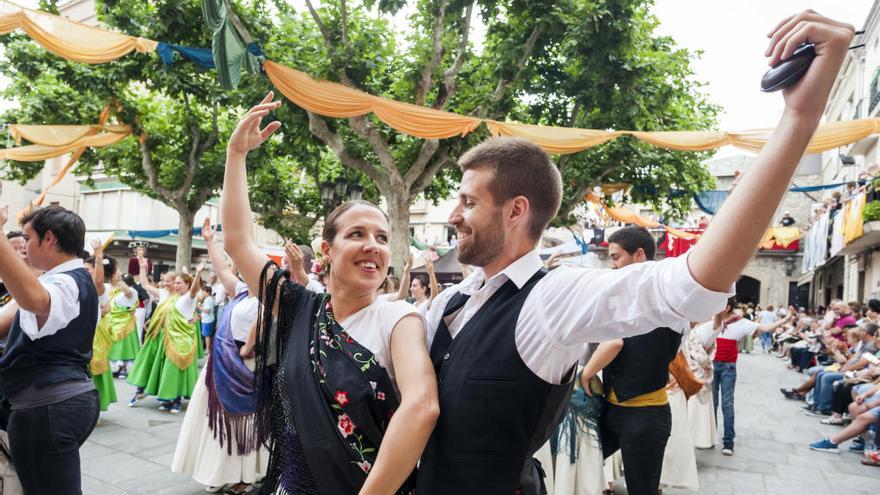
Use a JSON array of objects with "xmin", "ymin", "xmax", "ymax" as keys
[
  {"xmin": 425, "ymin": 249, "xmax": 732, "ymax": 384},
  {"xmin": 5, "ymin": 259, "xmax": 100, "ymax": 340}
]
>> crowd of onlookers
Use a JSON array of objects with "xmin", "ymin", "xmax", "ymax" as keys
[{"xmin": 747, "ymin": 300, "xmax": 880, "ymax": 465}]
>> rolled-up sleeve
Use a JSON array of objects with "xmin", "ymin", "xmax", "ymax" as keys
[
  {"xmin": 18, "ymin": 274, "xmax": 81, "ymax": 340},
  {"xmin": 539, "ymin": 251, "xmax": 732, "ymax": 346}
]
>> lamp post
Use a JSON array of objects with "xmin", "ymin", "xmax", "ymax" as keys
[{"xmin": 320, "ymin": 177, "xmax": 364, "ymax": 216}]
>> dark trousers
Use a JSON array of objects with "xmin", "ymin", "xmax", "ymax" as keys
[
  {"xmin": 7, "ymin": 390, "xmax": 99, "ymax": 495},
  {"xmin": 790, "ymin": 347, "xmax": 815, "ymax": 372},
  {"xmin": 831, "ymin": 382, "xmax": 857, "ymax": 415},
  {"xmin": 601, "ymin": 402, "xmax": 671, "ymax": 495}
]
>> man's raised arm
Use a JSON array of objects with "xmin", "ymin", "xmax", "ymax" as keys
[{"xmin": 688, "ymin": 12, "xmax": 854, "ymax": 292}]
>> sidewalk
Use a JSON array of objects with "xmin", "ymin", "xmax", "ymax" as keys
[
  {"xmin": 79, "ymin": 352, "xmax": 880, "ymax": 494},
  {"xmin": 662, "ymin": 351, "xmax": 878, "ymax": 495}
]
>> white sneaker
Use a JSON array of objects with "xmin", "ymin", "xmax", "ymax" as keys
[{"xmin": 722, "ymin": 447, "xmax": 734, "ymax": 456}]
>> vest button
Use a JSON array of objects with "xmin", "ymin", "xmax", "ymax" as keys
[{"xmin": 443, "ymin": 352, "xmax": 450, "ymax": 360}]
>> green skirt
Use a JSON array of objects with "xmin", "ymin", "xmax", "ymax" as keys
[
  {"xmin": 127, "ymin": 330, "xmax": 198, "ymax": 401},
  {"xmin": 109, "ymin": 328, "xmax": 140, "ymax": 362},
  {"xmin": 93, "ymin": 370, "xmax": 117, "ymax": 411},
  {"xmin": 197, "ymin": 331, "xmax": 205, "ymax": 359}
]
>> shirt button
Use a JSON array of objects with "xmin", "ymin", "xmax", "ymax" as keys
[{"xmin": 443, "ymin": 352, "xmax": 450, "ymax": 360}]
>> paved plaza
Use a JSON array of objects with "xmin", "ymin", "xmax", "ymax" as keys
[{"xmin": 79, "ymin": 352, "xmax": 879, "ymax": 494}]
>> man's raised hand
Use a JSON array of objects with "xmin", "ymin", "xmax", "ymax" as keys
[
  {"xmin": 766, "ymin": 10, "xmax": 854, "ymax": 118},
  {"xmin": 227, "ymin": 92, "xmax": 282, "ymax": 156}
]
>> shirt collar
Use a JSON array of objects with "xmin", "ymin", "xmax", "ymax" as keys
[
  {"xmin": 41, "ymin": 258, "xmax": 85, "ymax": 278},
  {"xmin": 462, "ymin": 249, "xmax": 543, "ymax": 293}
]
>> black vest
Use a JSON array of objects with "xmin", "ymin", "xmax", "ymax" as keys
[
  {"xmin": 0, "ymin": 266, "xmax": 98, "ymax": 397},
  {"xmin": 603, "ymin": 327, "xmax": 682, "ymax": 403},
  {"xmin": 418, "ymin": 269, "xmax": 573, "ymax": 495}
]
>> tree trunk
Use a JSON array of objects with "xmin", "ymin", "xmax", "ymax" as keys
[
  {"xmin": 175, "ymin": 208, "xmax": 196, "ymax": 271},
  {"xmin": 386, "ymin": 191, "xmax": 412, "ymax": 277}
]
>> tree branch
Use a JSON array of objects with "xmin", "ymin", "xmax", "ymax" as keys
[
  {"xmin": 307, "ymin": 112, "xmax": 389, "ymax": 189},
  {"xmin": 222, "ymin": 0, "xmax": 254, "ymax": 43},
  {"xmin": 558, "ymin": 100, "xmax": 582, "ymax": 175},
  {"xmin": 403, "ymin": 138, "xmax": 440, "ymax": 186},
  {"xmin": 434, "ymin": 1, "xmax": 473, "ymax": 109},
  {"xmin": 138, "ymin": 136, "xmax": 173, "ymax": 200},
  {"xmin": 481, "ymin": 24, "xmax": 542, "ymax": 117},
  {"xmin": 340, "ymin": 0, "xmax": 350, "ymax": 49},
  {"xmin": 411, "ymin": 147, "xmax": 453, "ymax": 196},
  {"xmin": 416, "ymin": 0, "xmax": 449, "ymax": 106},
  {"xmin": 304, "ymin": 0, "xmax": 334, "ymax": 53},
  {"xmin": 347, "ymin": 115, "xmax": 397, "ymax": 173}
]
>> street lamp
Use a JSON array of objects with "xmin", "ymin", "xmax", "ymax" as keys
[
  {"xmin": 784, "ymin": 256, "xmax": 796, "ymax": 276},
  {"xmin": 320, "ymin": 177, "xmax": 364, "ymax": 215}
]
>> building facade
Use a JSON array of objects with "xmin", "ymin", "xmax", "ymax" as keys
[{"xmin": 795, "ymin": 0, "xmax": 880, "ymax": 308}]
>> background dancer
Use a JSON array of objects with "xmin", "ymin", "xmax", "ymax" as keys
[
  {"xmin": 172, "ymin": 219, "xmax": 268, "ymax": 494},
  {"xmin": 578, "ymin": 226, "xmax": 684, "ymax": 495},
  {"xmin": 711, "ymin": 298, "xmax": 790, "ymax": 455},
  {"xmin": 127, "ymin": 255, "xmax": 204, "ymax": 414},
  {"xmin": 0, "ymin": 205, "xmax": 100, "ymax": 494}
]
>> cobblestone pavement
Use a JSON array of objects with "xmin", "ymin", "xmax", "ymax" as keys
[
  {"xmin": 79, "ymin": 352, "xmax": 879, "ymax": 494},
  {"xmin": 661, "ymin": 351, "xmax": 879, "ymax": 495}
]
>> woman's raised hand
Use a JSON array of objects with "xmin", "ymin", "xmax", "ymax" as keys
[
  {"xmin": 201, "ymin": 217, "xmax": 215, "ymax": 242},
  {"xmin": 228, "ymin": 92, "xmax": 282, "ymax": 156}
]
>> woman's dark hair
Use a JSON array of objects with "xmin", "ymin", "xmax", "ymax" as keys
[
  {"xmin": 201, "ymin": 285, "xmax": 213, "ymax": 296},
  {"xmin": 412, "ymin": 273, "xmax": 431, "ymax": 297},
  {"xmin": 121, "ymin": 273, "xmax": 136, "ymax": 287},
  {"xmin": 18, "ymin": 206, "xmax": 86, "ymax": 256},
  {"xmin": 85, "ymin": 255, "xmax": 118, "ymax": 282},
  {"xmin": 322, "ymin": 200, "xmax": 388, "ymax": 244}
]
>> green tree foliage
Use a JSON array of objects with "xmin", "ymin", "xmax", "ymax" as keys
[
  {"xmin": 264, "ymin": 0, "xmax": 717, "ymax": 268},
  {"xmin": 0, "ymin": 0, "xmax": 322, "ymax": 268}
]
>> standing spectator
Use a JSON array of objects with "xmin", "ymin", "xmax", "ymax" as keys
[
  {"xmin": 780, "ymin": 212, "xmax": 796, "ymax": 227},
  {"xmin": 757, "ymin": 305, "xmax": 778, "ymax": 353},
  {"xmin": 198, "ymin": 286, "xmax": 215, "ymax": 355}
]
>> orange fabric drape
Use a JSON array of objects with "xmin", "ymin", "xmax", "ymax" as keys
[
  {"xmin": 0, "ymin": 0, "xmax": 157, "ymax": 64},
  {"xmin": 264, "ymin": 60, "xmax": 481, "ymax": 139},
  {"xmin": 584, "ymin": 191, "xmax": 705, "ymax": 240},
  {"xmin": 264, "ymin": 61, "xmax": 880, "ymax": 155}
]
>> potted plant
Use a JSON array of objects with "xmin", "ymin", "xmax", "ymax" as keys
[{"xmin": 863, "ymin": 201, "xmax": 880, "ymax": 232}]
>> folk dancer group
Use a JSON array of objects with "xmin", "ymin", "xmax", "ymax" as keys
[{"xmin": 0, "ymin": 12, "xmax": 858, "ymax": 495}]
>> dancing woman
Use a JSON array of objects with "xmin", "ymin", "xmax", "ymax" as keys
[
  {"xmin": 128, "ymin": 257, "xmax": 204, "ymax": 413},
  {"xmin": 172, "ymin": 219, "xmax": 268, "ymax": 494},
  {"xmin": 222, "ymin": 93, "xmax": 439, "ymax": 494},
  {"xmin": 84, "ymin": 240, "xmax": 126, "ymax": 412}
]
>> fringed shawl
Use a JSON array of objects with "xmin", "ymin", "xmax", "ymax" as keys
[
  {"xmin": 252, "ymin": 263, "xmax": 415, "ymax": 495},
  {"xmin": 206, "ymin": 289, "xmax": 263, "ymax": 456}
]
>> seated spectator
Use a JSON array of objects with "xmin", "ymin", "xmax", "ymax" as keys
[{"xmin": 810, "ymin": 378, "xmax": 880, "ymax": 454}]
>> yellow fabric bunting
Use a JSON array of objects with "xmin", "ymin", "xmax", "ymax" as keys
[
  {"xmin": 264, "ymin": 61, "xmax": 880, "ymax": 155},
  {"xmin": 487, "ymin": 121, "xmax": 621, "ymax": 154},
  {"xmin": 0, "ymin": 0, "xmax": 157, "ymax": 64},
  {"xmin": 759, "ymin": 226, "xmax": 802, "ymax": 250},
  {"xmin": 0, "ymin": 130, "xmax": 130, "ymax": 162}
]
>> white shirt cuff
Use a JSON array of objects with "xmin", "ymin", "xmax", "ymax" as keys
[{"xmin": 661, "ymin": 251, "xmax": 733, "ymax": 324}]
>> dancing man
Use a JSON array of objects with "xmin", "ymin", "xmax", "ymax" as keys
[{"xmin": 0, "ymin": 205, "xmax": 101, "ymax": 494}]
